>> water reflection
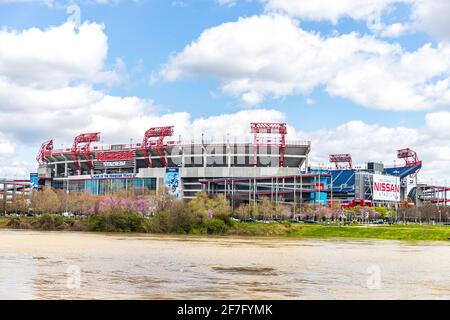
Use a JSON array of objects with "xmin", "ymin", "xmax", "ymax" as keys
[{"xmin": 0, "ymin": 230, "xmax": 449, "ymax": 299}]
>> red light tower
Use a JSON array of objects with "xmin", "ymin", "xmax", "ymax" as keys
[
  {"xmin": 397, "ymin": 148, "xmax": 420, "ymax": 167},
  {"xmin": 142, "ymin": 126, "xmax": 174, "ymax": 167},
  {"xmin": 70, "ymin": 133, "xmax": 101, "ymax": 172},
  {"xmin": 250, "ymin": 123, "xmax": 287, "ymax": 167},
  {"xmin": 329, "ymin": 154, "xmax": 353, "ymax": 169},
  {"xmin": 36, "ymin": 140, "xmax": 54, "ymax": 164}
]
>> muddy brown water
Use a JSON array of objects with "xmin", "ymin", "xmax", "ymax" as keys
[{"xmin": 0, "ymin": 230, "xmax": 449, "ymax": 299}]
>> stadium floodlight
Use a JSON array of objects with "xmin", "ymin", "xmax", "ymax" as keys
[
  {"xmin": 250, "ymin": 123, "xmax": 287, "ymax": 167},
  {"xmin": 36, "ymin": 140, "xmax": 54, "ymax": 164},
  {"xmin": 329, "ymin": 154, "xmax": 353, "ymax": 169},
  {"xmin": 397, "ymin": 148, "xmax": 420, "ymax": 166},
  {"xmin": 70, "ymin": 133, "xmax": 101, "ymax": 172},
  {"xmin": 142, "ymin": 126, "xmax": 174, "ymax": 167}
]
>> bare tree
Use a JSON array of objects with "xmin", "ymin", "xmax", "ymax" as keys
[{"xmin": 32, "ymin": 187, "xmax": 61, "ymax": 214}]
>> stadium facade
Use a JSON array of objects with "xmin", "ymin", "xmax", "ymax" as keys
[{"xmin": 32, "ymin": 123, "xmax": 430, "ymax": 208}]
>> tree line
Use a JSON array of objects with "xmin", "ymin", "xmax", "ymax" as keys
[{"xmin": 3, "ymin": 187, "xmax": 449, "ymax": 231}]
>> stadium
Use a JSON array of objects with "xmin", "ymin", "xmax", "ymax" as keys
[{"xmin": 24, "ymin": 122, "xmax": 449, "ymax": 209}]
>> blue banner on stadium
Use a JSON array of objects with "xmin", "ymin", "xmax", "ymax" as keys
[
  {"xmin": 30, "ymin": 173, "xmax": 39, "ymax": 190},
  {"xmin": 165, "ymin": 168, "xmax": 181, "ymax": 199}
]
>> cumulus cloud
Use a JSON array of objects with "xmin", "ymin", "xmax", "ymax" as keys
[
  {"xmin": 0, "ymin": 132, "xmax": 15, "ymax": 157},
  {"xmin": 424, "ymin": 111, "xmax": 450, "ymax": 137},
  {"xmin": 0, "ymin": 21, "xmax": 141, "ymax": 147},
  {"xmin": 0, "ymin": 161, "xmax": 33, "ymax": 179},
  {"xmin": 411, "ymin": 0, "xmax": 450, "ymax": 41},
  {"xmin": 0, "ymin": 83, "xmax": 157, "ymax": 145},
  {"xmin": 264, "ymin": 0, "xmax": 450, "ymax": 40},
  {"xmin": 158, "ymin": 14, "xmax": 450, "ymax": 110},
  {"xmin": 264, "ymin": 0, "xmax": 401, "ymax": 24},
  {"xmin": 0, "ymin": 21, "xmax": 119, "ymax": 88}
]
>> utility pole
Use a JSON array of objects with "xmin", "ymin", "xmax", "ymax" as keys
[
  {"xmin": 2, "ymin": 182, "xmax": 6, "ymax": 215},
  {"xmin": 415, "ymin": 174, "xmax": 421, "ymax": 224}
]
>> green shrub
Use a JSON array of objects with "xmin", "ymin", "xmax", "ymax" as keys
[
  {"xmin": 214, "ymin": 213, "xmax": 233, "ymax": 226},
  {"xmin": 374, "ymin": 207, "xmax": 388, "ymax": 218},
  {"xmin": 71, "ymin": 219, "xmax": 89, "ymax": 232},
  {"xmin": 54, "ymin": 215, "xmax": 66, "ymax": 230},
  {"xmin": 6, "ymin": 216, "xmax": 22, "ymax": 229},
  {"xmin": 87, "ymin": 210, "xmax": 146, "ymax": 233},
  {"xmin": 34, "ymin": 213, "xmax": 56, "ymax": 231},
  {"xmin": 147, "ymin": 211, "xmax": 170, "ymax": 233},
  {"xmin": 168, "ymin": 201, "xmax": 204, "ymax": 234},
  {"xmin": 280, "ymin": 220, "xmax": 292, "ymax": 228},
  {"xmin": 202, "ymin": 219, "xmax": 229, "ymax": 234}
]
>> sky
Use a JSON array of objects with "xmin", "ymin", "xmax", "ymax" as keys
[{"xmin": 0, "ymin": 0, "xmax": 449, "ymax": 184}]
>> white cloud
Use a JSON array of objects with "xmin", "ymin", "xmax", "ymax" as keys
[
  {"xmin": 264, "ymin": 0, "xmax": 450, "ymax": 41},
  {"xmin": 158, "ymin": 14, "xmax": 450, "ymax": 110},
  {"xmin": 171, "ymin": 1, "xmax": 186, "ymax": 7},
  {"xmin": 0, "ymin": 21, "xmax": 119, "ymax": 88},
  {"xmin": 0, "ymin": 132, "xmax": 15, "ymax": 157},
  {"xmin": 0, "ymin": 21, "xmax": 141, "ymax": 147},
  {"xmin": 369, "ymin": 22, "xmax": 412, "ymax": 38},
  {"xmin": 411, "ymin": 0, "xmax": 450, "ymax": 41},
  {"xmin": 0, "ymin": 161, "xmax": 33, "ymax": 179},
  {"xmin": 424, "ymin": 111, "xmax": 450, "ymax": 137},
  {"xmin": 0, "ymin": 79, "xmax": 157, "ymax": 145},
  {"xmin": 264, "ymin": 0, "xmax": 402, "ymax": 25},
  {"xmin": 303, "ymin": 120, "xmax": 422, "ymax": 165},
  {"xmin": 217, "ymin": 0, "xmax": 237, "ymax": 7},
  {"xmin": 306, "ymin": 98, "xmax": 315, "ymax": 105},
  {"xmin": 189, "ymin": 108, "xmax": 284, "ymax": 142}
]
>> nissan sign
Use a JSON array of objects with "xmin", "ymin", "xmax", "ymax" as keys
[
  {"xmin": 373, "ymin": 174, "xmax": 400, "ymax": 202},
  {"xmin": 94, "ymin": 151, "xmax": 135, "ymax": 169},
  {"xmin": 97, "ymin": 151, "xmax": 134, "ymax": 161}
]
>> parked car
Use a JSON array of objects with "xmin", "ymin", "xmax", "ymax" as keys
[
  {"xmin": 303, "ymin": 219, "xmax": 317, "ymax": 224},
  {"xmin": 372, "ymin": 219, "xmax": 385, "ymax": 225},
  {"xmin": 289, "ymin": 218, "xmax": 300, "ymax": 223},
  {"xmin": 61, "ymin": 211, "xmax": 74, "ymax": 217},
  {"xmin": 241, "ymin": 218, "xmax": 256, "ymax": 223}
]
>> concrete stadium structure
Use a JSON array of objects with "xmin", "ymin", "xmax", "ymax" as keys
[
  {"xmin": 32, "ymin": 123, "xmax": 439, "ymax": 207},
  {"xmin": 35, "ymin": 123, "xmax": 334, "ymax": 206}
]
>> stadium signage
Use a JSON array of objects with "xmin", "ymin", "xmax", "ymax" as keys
[
  {"xmin": 91, "ymin": 173, "xmax": 137, "ymax": 179},
  {"xmin": 103, "ymin": 161, "xmax": 128, "ymax": 167},
  {"xmin": 95, "ymin": 151, "xmax": 135, "ymax": 169},
  {"xmin": 372, "ymin": 174, "xmax": 400, "ymax": 202},
  {"xmin": 97, "ymin": 151, "xmax": 134, "ymax": 161}
]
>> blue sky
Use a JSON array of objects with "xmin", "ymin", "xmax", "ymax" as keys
[{"xmin": 0, "ymin": 0, "xmax": 449, "ymax": 183}]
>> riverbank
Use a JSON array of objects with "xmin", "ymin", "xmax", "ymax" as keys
[
  {"xmin": 1, "ymin": 216, "xmax": 449, "ymax": 241},
  {"xmin": 230, "ymin": 222, "xmax": 450, "ymax": 241}
]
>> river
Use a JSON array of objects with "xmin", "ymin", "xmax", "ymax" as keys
[{"xmin": 0, "ymin": 230, "xmax": 449, "ymax": 299}]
